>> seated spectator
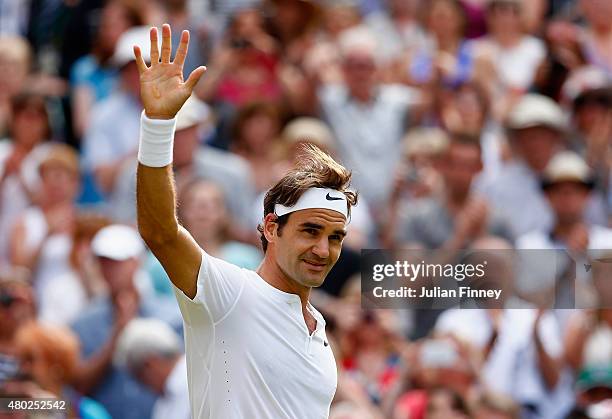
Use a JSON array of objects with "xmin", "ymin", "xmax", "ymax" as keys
[
  {"xmin": 71, "ymin": 225, "xmax": 181, "ymax": 419},
  {"xmin": 13, "ymin": 322, "xmax": 111, "ymax": 418},
  {"xmin": 0, "ymin": 92, "xmax": 52, "ymax": 268},
  {"xmin": 38, "ymin": 213, "xmax": 111, "ymax": 326},
  {"xmin": 115, "ymin": 318, "xmax": 189, "ymax": 419},
  {"xmin": 82, "ymin": 27, "xmax": 155, "ymax": 195},
  {"xmin": 390, "ymin": 133, "xmax": 513, "ymax": 249},
  {"xmin": 9, "ymin": 144, "xmax": 80, "ymax": 304},
  {"xmin": 70, "ymin": 0, "xmax": 145, "ymax": 139}
]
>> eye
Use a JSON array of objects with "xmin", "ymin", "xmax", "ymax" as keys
[
  {"xmin": 303, "ymin": 228, "xmax": 318, "ymax": 236},
  {"xmin": 330, "ymin": 234, "xmax": 343, "ymax": 242}
]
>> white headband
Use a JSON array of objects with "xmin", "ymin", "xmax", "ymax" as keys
[{"xmin": 274, "ymin": 188, "xmax": 349, "ymax": 219}]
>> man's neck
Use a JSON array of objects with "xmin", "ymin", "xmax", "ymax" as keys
[{"xmin": 257, "ymin": 257, "xmax": 311, "ymax": 309}]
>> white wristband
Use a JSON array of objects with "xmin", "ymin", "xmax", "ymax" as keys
[{"xmin": 138, "ymin": 111, "xmax": 177, "ymax": 167}]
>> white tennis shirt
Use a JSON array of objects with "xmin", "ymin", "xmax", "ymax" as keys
[{"xmin": 173, "ymin": 251, "xmax": 337, "ymax": 419}]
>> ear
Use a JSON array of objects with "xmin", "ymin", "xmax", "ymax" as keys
[{"xmin": 263, "ymin": 213, "xmax": 278, "ymax": 245}]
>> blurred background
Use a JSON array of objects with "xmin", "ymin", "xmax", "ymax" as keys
[{"xmin": 0, "ymin": 0, "xmax": 612, "ymax": 418}]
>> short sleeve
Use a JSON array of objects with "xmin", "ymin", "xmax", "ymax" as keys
[{"xmin": 173, "ymin": 251, "xmax": 246, "ymax": 324}]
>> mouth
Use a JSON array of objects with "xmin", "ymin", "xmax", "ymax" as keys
[{"xmin": 302, "ymin": 260, "xmax": 327, "ymax": 272}]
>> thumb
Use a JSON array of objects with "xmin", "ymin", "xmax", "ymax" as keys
[{"xmin": 184, "ymin": 66, "xmax": 207, "ymax": 91}]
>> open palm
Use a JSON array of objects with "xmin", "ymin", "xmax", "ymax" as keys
[{"xmin": 133, "ymin": 24, "xmax": 206, "ymax": 120}]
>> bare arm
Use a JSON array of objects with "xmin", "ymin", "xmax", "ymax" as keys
[{"xmin": 134, "ymin": 24, "xmax": 206, "ymax": 299}]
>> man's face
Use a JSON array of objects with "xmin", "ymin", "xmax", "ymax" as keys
[
  {"xmin": 442, "ymin": 142, "xmax": 483, "ymax": 195},
  {"xmin": 269, "ymin": 208, "xmax": 347, "ymax": 288},
  {"xmin": 513, "ymin": 127, "xmax": 562, "ymax": 172},
  {"xmin": 342, "ymin": 51, "xmax": 377, "ymax": 97},
  {"xmin": 98, "ymin": 257, "xmax": 139, "ymax": 295},
  {"xmin": 545, "ymin": 181, "xmax": 591, "ymax": 224}
]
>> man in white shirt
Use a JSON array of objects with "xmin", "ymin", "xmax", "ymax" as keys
[{"xmin": 134, "ymin": 24, "xmax": 358, "ymax": 418}]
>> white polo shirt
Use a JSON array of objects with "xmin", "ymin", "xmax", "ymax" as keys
[{"xmin": 173, "ymin": 251, "xmax": 337, "ymax": 419}]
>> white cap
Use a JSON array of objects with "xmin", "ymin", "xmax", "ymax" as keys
[
  {"xmin": 176, "ymin": 95, "xmax": 210, "ymax": 131},
  {"xmin": 112, "ymin": 26, "xmax": 161, "ymax": 68},
  {"xmin": 92, "ymin": 225, "xmax": 145, "ymax": 261},
  {"xmin": 274, "ymin": 187, "xmax": 349, "ymax": 219},
  {"xmin": 542, "ymin": 151, "xmax": 594, "ymax": 188},
  {"xmin": 114, "ymin": 318, "xmax": 181, "ymax": 369},
  {"xmin": 506, "ymin": 94, "xmax": 567, "ymax": 132},
  {"xmin": 282, "ymin": 117, "xmax": 334, "ymax": 150}
]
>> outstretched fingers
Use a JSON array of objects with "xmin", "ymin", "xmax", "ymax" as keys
[
  {"xmin": 173, "ymin": 30, "xmax": 189, "ymax": 68},
  {"xmin": 184, "ymin": 66, "xmax": 207, "ymax": 91},
  {"xmin": 150, "ymin": 27, "xmax": 159, "ymax": 66},
  {"xmin": 161, "ymin": 23, "xmax": 172, "ymax": 63},
  {"xmin": 133, "ymin": 45, "xmax": 147, "ymax": 73}
]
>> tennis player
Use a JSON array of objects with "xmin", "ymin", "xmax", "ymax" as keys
[{"xmin": 135, "ymin": 24, "xmax": 358, "ymax": 418}]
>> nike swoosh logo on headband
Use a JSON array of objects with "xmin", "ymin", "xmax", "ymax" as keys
[{"xmin": 325, "ymin": 193, "xmax": 344, "ymax": 201}]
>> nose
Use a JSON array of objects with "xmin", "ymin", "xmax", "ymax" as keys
[{"xmin": 311, "ymin": 236, "xmax": 330, "ymax": 260}]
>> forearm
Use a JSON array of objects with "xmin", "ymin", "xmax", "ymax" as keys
[{"xmin": 136, "ymin": 164, "xmax": 180, "ymax": 244}]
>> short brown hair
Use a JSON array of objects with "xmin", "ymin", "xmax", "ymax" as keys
[{"xmin": 257, "ymin": 144, "xmax": 358, "ymax": 252}]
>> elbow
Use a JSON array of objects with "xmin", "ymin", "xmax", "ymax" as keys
[{"xmin": 138, "ymin": 223, "xmax": 179, "ymax": 250}]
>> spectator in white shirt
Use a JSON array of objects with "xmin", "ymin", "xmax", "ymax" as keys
[{"xmin": 115, "ymin": 318, "xmax": 190, "ymax": 419}]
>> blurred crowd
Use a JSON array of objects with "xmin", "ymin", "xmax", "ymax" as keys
[{"xmin": 1, "ymin": 0, "xmax": 612, "ymax": 418}]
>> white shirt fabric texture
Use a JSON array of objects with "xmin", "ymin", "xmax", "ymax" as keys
[
  {"xmin": 152, "ymin": 355, "xmax": 191, "ymax": 419},
  {"xmin": 173, "ymin": 251, "xmax": 337, "ymax": 419}
]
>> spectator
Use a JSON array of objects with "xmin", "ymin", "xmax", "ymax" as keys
[
  {"xmin": 476, "ymin": 94, "xmax": 577, "ymax": 237},
  {"xmin": 0, "ymin": 93, "xmax": 52, "ymax": 268},
  {"xmin": 9, "ymin": 144, "xmax": 80, "ymax": 305},
  {"xmin": 318, "ymin": 25, "xmax": 420, "ymax": 211},
  {"xmin": 82, "ymin": 26, "xmax": 155, "ymax": 195},
  {"xmin": 71, "ymin": 225, "xmax": 180, "ymax": 419},
  {"xmin": 474, "ymin": 0, "xmax": 546, "ymax": 96},
  {"xmin": 13, "ymin": 322, "xmax": 111, "ymax": 418},
  {"xmin": 37, "ymin": 213, "xmax": 111, "ymax": 327},
  {"xmin": 70, "ymin": 0, "xmax": 145, "ymax": 140},
  {"xmin": 196, "ymin": 7, "xmax": 281, "ymax": 107},
  {"xmin": 390, "ymin": 133, "xmax": 513, "ymax": 249},
  {"xmin": 115, "ymin": 318, "xmax": 189, "ymax": 419},
  {"xmin": 407, "ymin": 0, "xmax": 473, "ymax": 87}
]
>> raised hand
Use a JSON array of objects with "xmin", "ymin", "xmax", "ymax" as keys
[{"xmin": 133, "ymin": 24, "xmax": 206, "ymax": 120}]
